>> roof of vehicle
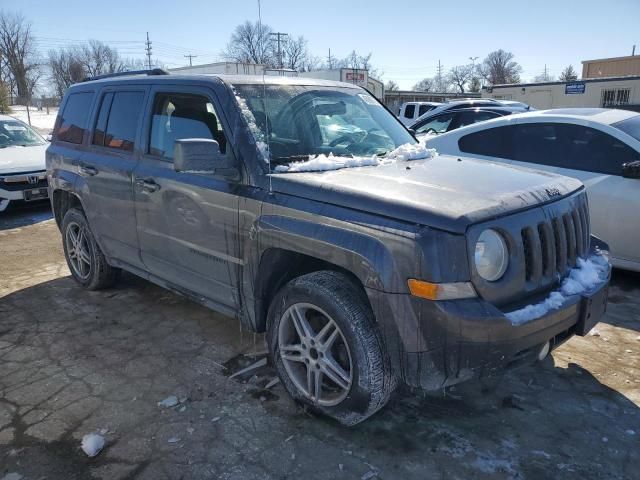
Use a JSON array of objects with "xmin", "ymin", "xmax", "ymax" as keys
[
  {"xmin": 402, "ymin": 101, "xmax": 442, "ymax": 105},
  {"xmin": 443, "ymin": 106, "xmax": 527, "ymax": 114},
  {"xmin": 512, "ymin": 108, "xmax": 639, "ymax": 125},
  {"xmin": 77, "ymin": 72, "xmax": 362, "ymax": 90}
]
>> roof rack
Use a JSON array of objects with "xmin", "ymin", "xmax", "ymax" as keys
[{"xmin": 82, "ymin": 68, "xmax": 170, "ymax": 82}]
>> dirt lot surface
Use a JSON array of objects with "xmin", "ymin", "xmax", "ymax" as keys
[{"xmin": 1, "ymin": 203, "xmax": 639, "ymax": 480}]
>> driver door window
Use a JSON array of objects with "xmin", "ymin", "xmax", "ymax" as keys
[
  {"xmin": 148, "ymin": 92, "xmax": 227, "ymax": 160},
  {"xmin": 415, "ymin": 113, "xmax": 455, "ymax": 134}
]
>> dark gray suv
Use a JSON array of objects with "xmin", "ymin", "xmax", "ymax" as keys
[{"xmin": 46, "ymin": 70, "xmax": 611, "ymax": 425}]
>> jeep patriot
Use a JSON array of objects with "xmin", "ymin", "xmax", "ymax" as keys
[{"xmin": 46, "ymin": 70, "xmax": 611, "ymax": 424}]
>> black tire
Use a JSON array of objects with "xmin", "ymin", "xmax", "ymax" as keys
[
  {"xmin": 266, "ymin": 270, "xmax": 397, "ymax": 425},
  {"xmin": 61, "ymin": 207, "xmax": 119, "ymax": 290}
]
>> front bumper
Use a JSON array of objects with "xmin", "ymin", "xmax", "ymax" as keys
[
  {"xmin": 396, "ymin": 249, "xmax": 611, "ymax": 390},
  {"xmin": 0, "ymin": 171, "xmax": 49, "ymax": 211}
]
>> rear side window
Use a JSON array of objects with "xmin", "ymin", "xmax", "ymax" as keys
[
  {"xmin": 418, "ymin": 104, "xmax": 432, "ymax": 116},
  {"xmin": 512, "ymin": 123, "xmax": 565, "ymax": 167},
  {"xmin": 93, "ymin": 91, "xmax": 145, "ymax": 151},
  {"xmin": 458, "ymin": 125, "xmax": 516, "ymax": 159},
  {"xmin": 56, "ymin": 92, "xmax": 94, "ymax": 144},
  {"xmin": 454, "ymin": 111, "xmax": 499, "ymax": 129},
  {"xmin": 403, "ymin": 104, "xmax": 415, "ymax": 119},
  {"xmin": 415, "ymin": 112, "xmax": 455, "ymax": 135}
]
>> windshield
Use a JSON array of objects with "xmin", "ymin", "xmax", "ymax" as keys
[
  {"xmin": 233, "ymin": 84, "xmax": 416, "ymax": 170},
  {"xmin": 0, "ymin": 119, "xmax": 46, "ymax": 148},
  {"xmin": 613, "ymin": 115, "xmax": 640, "ymax": 142}
]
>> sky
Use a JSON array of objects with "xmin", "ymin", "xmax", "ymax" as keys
[{"xmin": 20, "ymin": 0, "xmax": 640, "ymax": 90}]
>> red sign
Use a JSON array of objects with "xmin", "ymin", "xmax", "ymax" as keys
[{"xmin": 345, "ymin": 72, "xmax": 365, "ymax": 82}]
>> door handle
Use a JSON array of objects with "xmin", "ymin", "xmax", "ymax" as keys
[
  {"xmin": 135, "ymin": 177, "xmax": 161, "ymax": 193},
  {"xmin": 79, "ymin": 164, "xmax": 98, "ymax": 176}
]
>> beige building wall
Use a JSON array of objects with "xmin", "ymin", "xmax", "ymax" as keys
[
  {"xmin": 482, "ymin": 78, "xmax": 640, "ymax": 109},
  {"xmin": 582, "ymin": 56, "xmax": 640, "ymax": 79}
]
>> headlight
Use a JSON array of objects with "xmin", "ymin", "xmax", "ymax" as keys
[{"xmin": 475, "ymin": 229, "xmax": 509, "ymax": 281}]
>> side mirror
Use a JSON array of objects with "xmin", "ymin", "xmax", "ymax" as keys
[
  {"xmin": 622, "ymin": 161, "xmax": 640, "ymax": 179},
  {"xmin": 173, "ymin": 138, "xmax": 239, "ymax": 180}
]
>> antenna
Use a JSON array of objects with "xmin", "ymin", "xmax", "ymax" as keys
[{"xmin": 257, "ymin": 0, "xmax": 272, "ymax": 193}]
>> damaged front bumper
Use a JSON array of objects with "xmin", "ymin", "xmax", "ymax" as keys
[{"xmin": 398, "ymin": 246, "xmax": 611, "ymax": 390}]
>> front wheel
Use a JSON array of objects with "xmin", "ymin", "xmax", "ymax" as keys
[{"xmin": 267, "ymin": 271, "xmax": 396, "ymax": 425}]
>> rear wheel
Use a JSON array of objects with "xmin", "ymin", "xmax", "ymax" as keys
[
  {"xmin": 267, "ymin": 271, "xmax": 396, "ymax": 425},
  {"xmin": 62, "ymin": 208, "xmax": 119, "ymax": 290}
]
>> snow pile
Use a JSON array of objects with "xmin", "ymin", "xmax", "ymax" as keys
[
  {"xmin": 274, "ymin": 142, "xmax": 437, "ymax": 173},
  {"xmin": 233, "ymin": 92, "xmax": 270, "ymax": 161},
  {"xmin": 7, "ymin": 105, "xmax": 58, "ymax": 134},
  {"xmin": 506, "ymin": 254, "xmax": 609, "ymax": 324},
  {"xmin": 157, "ymin": 395, "xmax": 179, "ymax": 408},
  {"xmin": 81, "ymin": 433, "xmax": 105, "ymax": 457}
]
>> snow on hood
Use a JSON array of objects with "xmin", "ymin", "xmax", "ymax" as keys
[
  {"xmin": 274, "ymin": 142, "xmax": 438, "ymax": 173},
  {"xmin": 506, "ymin": 253, "xmax": 610, "ymax": 324},
  {"xmin": 0, "ymin": 143, "xmax": 48, "ymax": 174}
]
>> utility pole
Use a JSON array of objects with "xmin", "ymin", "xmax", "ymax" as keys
[
  {"xmin": 327, "ymin": 48, "xmax": 334, "ymax": 69},
  {"xmin": 184, "ymin": 54, "xmax": 197, "ymax": 67},
  {"xmin": 543, "ymin": 64, "xmax": 548, "ymax": 81},
  {"xmin": 436, "ymin": 59, "xmax": 444, "ymax": 92},
  {"xmin": 145, "ymin": 32, "xmax": 153, "ymax": 69},
  {"xmin": 270, "ymin": 32, "xmax": 288, "ymax": 69}
]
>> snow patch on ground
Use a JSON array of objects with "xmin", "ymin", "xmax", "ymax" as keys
[
  {"xmin": 506, "ymin": 254, "xmax": 609, "ymax": 324},
  {"xmin": 7, "ymin": 105, "xmax": 58, "ymax": 134},
  {"xmin": 81, "ymin": 433, "xmax": 105, "ymax": 457},
  {"xmin": 274, "ymin": 142, "xmax": 437, "ymax": 173},
  {"xmin": 157, "ymin": 395, "xmax": 179, "ymax": 408}
]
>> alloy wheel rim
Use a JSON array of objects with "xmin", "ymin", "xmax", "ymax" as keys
[
  {"xmin": 278, "ymin": 303, "xmax": 353, "ymax": 406},
  {"xmin": 65, "ymin": 221, "xmax": 92, "ymax": 280}
]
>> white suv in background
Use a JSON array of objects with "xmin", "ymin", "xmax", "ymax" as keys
[
  {"xmin": 425, "ymin": 108, "xmax": 640, "ymax": 271},
  {"xmin": 0, "ymin": 115, "xmax": 49, "ymax": 212},
  {"xmin": 397, "ymin": 102, "xmax": 441, "ymax": 126}
]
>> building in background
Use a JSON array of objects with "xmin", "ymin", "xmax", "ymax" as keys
[
  {"xmin": 383, "ymin": 90, "xmax": 480, "ymax": 114},
  {"xmin": 169, "ymin": 62, "xmax": 266, "ymax": 76},
  {"xmin": 298, "ymin": 68, "xmax": 384, "ymax": 99},
  {"xmin": 482, "ymin": 76, "xmax": 640, "ymax": 110},
  {"xmin": 582, "ymin": 54, "xmax": 640, "ymax": 79}
]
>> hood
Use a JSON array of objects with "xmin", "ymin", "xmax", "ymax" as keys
[
  {"xmin": 269, "ymin": 154, "xmax": 583, "ymax": 233},
  {"xmin": 0, "ymin": 143, "xmax": 48, "ymax": 174}
]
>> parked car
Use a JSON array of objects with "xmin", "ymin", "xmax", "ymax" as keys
[
  {"xmin": 47, "ymin": 72, "xmax": 611, "ymax": 424},
  {"xmin": 398, "ymin": 101, "xmax": 442, "ymax": 126},
  {"xmin": 425, "ymin": 108, "xmax": 640, "ymax": 271},
  {"xmin": 410, "ymin": 106, "xmax": 527, "ymax": 139},
  {"xmin": 494, "ymin": 99, "xmax": 531, "ymax": 109},
  {"xmin": 410, "ymin": 99, "xmax": 505, "ymax": 125},
  {"xmin": 0, "ymin": 115, "xmax": 49, "ymax": 212}
]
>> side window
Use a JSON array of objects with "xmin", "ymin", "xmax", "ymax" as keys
[
  {"xmin": 415, "ymin": 112, "xmax": 455, "ymax": 134},
  {"xmin": 418, "ymin": 104, "xmax": 431, "ymax": 117},
  {"xmin": 454, "ymin": 111, "xmax": 499, "ymax": 129},
  {"xmin": 92, "ymin": 92, "xmax": 113, "ymax": 146},
  {"xmin": 560, "ymin": 124, "xmax": 640, "ymax": 175},
  {"xmin": 513, "ymin": 123, "xmax": 565, "ymax": 167},
  {"xmin": 100, "ymin": 91, "xmax": 145, "ymax": 151},
  {"xmin": 149, "ymin": 92, "xmax": 227, "ymax": 160},
  {"xmin": 458, "ymin": 125, "xmax": 516, "ymax": 159},
  {"xmin": 56, "ymin": 92, "xmax": 94, "ymax": 144},
  {"xmin": 403, "ymin": 104, "xmax": 415, "ymax": 119}
]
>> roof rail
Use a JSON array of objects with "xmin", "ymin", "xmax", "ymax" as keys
[{"xmin": 82, "ymin": 68, "xmax": 170, "ymax": 82}]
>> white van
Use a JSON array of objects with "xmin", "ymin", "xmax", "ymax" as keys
[{"xmin": 398, "ymin": 102, "xmax": 442, "ymax": 126}]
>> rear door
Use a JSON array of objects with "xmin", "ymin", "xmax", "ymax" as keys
[
  {"xmin": 133, "ymin": 85, "xmax": 241, "ymax": 310},
  {"xmin": 80, "ymin": 86, "xmax": 148, "ymax": 267}
]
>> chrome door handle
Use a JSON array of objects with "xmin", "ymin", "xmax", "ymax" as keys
[
  {"xmin": 79, "ymin": 164, "xmax": 98, "ymax": 176},
  {"xmin": 135, "ymin": 177, "xmax": 161, "ymax": 193}
]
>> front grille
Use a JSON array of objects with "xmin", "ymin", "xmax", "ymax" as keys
[{"xmin": 521, "ymin": 202, "xmax": 590, "ymax": 285}]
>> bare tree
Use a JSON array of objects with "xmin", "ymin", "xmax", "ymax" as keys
[
  {"xmin": 559, "ymin": 65, "xmax": 578, "ymax": 82},
  {"xmin": 0, "ymin": 11, "xmax": 39, "ymax": 103},
  {"xmin": 448, "ymin": 64, "xmax": 474, "ymax": 93},
  {"xmin": 385, "ymin": 80, "xmax": 399, "ymax": 92},
  {"xmin": 48, "ymin": 48, "xmax": 85, "ymax": 99},
  {"xmin": 413, "ymin": 77, "xmax": 434, "ymax": 92},
  {"xmin": 283, "ymin": 35, "xmax": 308, "ymax": 71},
  {"xmin": 479, "ymin": 49, "xmax": 522, "ymax": 85},
  {"xmin": 78, "ymin": 40, "xmax": 124, "ymax": 78},
  {"xmin": 224, "ymin": 21, "xmax": 274, "ymax": 65}
]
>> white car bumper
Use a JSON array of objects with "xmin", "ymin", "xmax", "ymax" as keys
[{"xmin": 0, "ymin": 171, "xmax": 48, "ymax": 211}]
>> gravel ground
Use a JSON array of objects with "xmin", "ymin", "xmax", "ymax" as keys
[{"xmin": 1, "ymin": 203, "xmax": 639, "ymax": 480}]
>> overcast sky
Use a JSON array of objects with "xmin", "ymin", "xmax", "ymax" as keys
[{"xmin": 23, "ymin": 0, "xmax": 640, "ymax": 89}]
